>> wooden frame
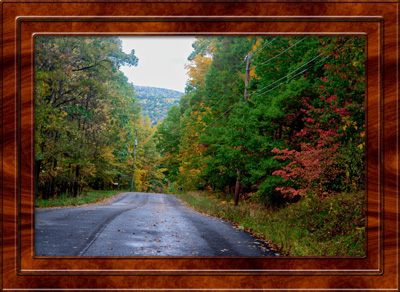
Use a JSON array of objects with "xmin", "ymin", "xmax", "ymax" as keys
[{"xmin": 1, "ymin": 0, "xmax": 398, "ymax": 290}]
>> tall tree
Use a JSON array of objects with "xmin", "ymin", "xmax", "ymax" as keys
[
  {"xmin": 157, "ymin": 36, "xmax": 365, "ymax": 206},
  {"xmin": 35, "ymin": 36, "xmax": 141, "ymax": 198}
]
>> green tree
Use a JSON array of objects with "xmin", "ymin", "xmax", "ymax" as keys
[
  {"xmin": 35, "ymin": 36, "xmax": 140, "ymax": 199},
  {"xmin": 157, "ymin": 36, "xmax": 365, "ymax": 206}
]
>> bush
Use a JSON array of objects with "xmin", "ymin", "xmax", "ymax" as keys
[{"xmin": 258, "ymin": 175, "xmax": 287, "ymax": 207}]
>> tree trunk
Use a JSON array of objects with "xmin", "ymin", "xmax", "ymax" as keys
[
  {"xmin": 49, "ymin": 159, "xmax": 57, "ymax": 199},
  {"xmin": 73, "ymin": 165, "xmax": 80, "ymax": 197},
  {"xmin": 234, "ymin": 170, "xmax": 240, "ymax": 206},
  {"xmin": 44, "ymin": 181, "xmax": 50, "ymax": 200},
  {"xmin": 60, "ymin": 183, "xmax": 67, "ymax": 195}
]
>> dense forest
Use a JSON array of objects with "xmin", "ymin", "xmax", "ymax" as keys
[
  {"xmin": 35, "ymin": 35, "xmax": 365, "ymax": 256},
  {"xmin": 35, "ymin": 35, "xmax": 365, "ymax": 207},
  {"xmin": 135, "ymin": 86, "xmax": 183, "ymax": 125},
  {"xmin": 156, "ymin": 36, "xmax": 365, "ymax": 206},
  {"xmin": 35, "ymin": 36, "xmax": 164, "ymax": 199}
]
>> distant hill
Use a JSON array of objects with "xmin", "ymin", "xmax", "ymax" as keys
[{"xmin": 134, "ymin": 86, "xmax": 184, "ymax": 125}]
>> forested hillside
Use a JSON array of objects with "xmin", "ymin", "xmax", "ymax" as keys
[
  {"xmin": 135, "ymin": 86, "xmax": 183, "ymax": 125},
  {"xmin": 35, "ymin": 36, "xmax": 165, "ymax": 199},
  {"xmin": 156, "ymin": 36, "xmax": 365, "ymax": 206}
]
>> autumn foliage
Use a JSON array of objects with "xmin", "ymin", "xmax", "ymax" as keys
[
  {"xmin": 35, "ymin": 36, "xmax": 165, "ymax": 199},
  {"xmin": 157, "ymin": 36, "xmax": 365, "ymax": 205}
]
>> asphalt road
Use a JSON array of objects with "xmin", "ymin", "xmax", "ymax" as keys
[{"xmin": 35, "ymin": 192, "xmax": 278, "ymax": 257}]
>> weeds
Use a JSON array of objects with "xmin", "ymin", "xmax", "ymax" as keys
[
  {"xmin": 175, "ymin": 190, "xmax": 365, "ymax": 256},
  {"xmin": 35, "ymin": 190, "xmax": 122, "ymax": 208}
]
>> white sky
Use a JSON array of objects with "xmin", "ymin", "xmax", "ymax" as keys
[{"xmin": 119, "ymin": 36, "xmax": 196, "ymax": 93}]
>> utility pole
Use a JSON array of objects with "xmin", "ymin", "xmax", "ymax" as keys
[
  {"xmin": 234, "ymin": 53, "xmax": 251, "ymax": 206},
  {"xmin": 244, "ymin": 52, "xmax": 251, "ymax": 100},
  {"xmin": 130, "ymin": 129, "xmax": 137, "ymax": 192}
]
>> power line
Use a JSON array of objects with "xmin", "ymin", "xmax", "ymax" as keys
[
  {"xmin": 142, "ymin": 38, "xmax": 277, "ymax": 153},
  {"xmin": 197, "ymin": 52, "xmax": 333, "ymax": 133},
  {"xmin": 250, "ymin": 37, "xmax": 306, "ymax": 70},
  {"xmin": 253, "ymin": 54, "xmax": 332, "ymax": 98},
  {"xmin": 201, "ymin": 36, "xmax": 357, "ymax": 132},
  {"xmin": 247, "ymin": 52, "xmax": 324, "ymax": 98},
  {"xmin": 148, "ymin": 37, "xmax": 352, "ymax": 154},
  {"xmin": 154, "ymin": 46, "xmax": 322, "ymax": 152},
  {"xmin": 150, "ymin": 52, "xmax": 326, "ymax": 154},
  {"xmin": 206, "ymin": 39, "xmax": 355, "ymax": 134},
  {"xmin": 253, "ymin": 37, "xmax": 278, "ymax": 54},
  {"xmin": 208, "ymin": 36, "xmax": 305, "ymax": 114}
]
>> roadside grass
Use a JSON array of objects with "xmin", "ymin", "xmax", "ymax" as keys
[
  {"xmin": 175, "ymin": 190, "xmax": 365, "ymax": 257},
  {"xmin": 35, "ymin": 190, "xmax": 123, "ymax": 208}
]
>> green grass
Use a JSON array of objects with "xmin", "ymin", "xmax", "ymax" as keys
[
  {"xmin": 35, "ymin": 190, "xmax": 123, "ymax": 208},
  {"xmin": 174, "ymin": 190, "xmax": 365, "ymax": 257}
]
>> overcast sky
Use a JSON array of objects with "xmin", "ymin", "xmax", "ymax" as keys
[{"xmin": 119, "ymin": 36, "xmax": 196, "ymax": 93}]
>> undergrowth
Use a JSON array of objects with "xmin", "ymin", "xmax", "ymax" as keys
[
  {"xmin": 35, "ymin": 190, "xmax": 123, "ymax": 208},
  {"xmin": 175, "ymin": 190, "xmax": 365, "ymax": 256}
]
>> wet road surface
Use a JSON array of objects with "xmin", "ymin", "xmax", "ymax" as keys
[{"xmin": 35, "ymin": 192, "xmax": 278, "ymax": 257}]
